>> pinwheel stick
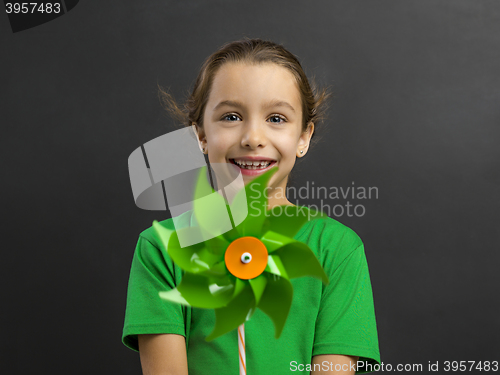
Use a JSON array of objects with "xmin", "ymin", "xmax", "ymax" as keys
[{"xmin": 238, "ymin": 323, "xmax": 246, "ymax": 375}]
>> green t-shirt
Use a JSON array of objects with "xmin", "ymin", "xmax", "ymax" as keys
[{"xmin": 122, "ymin": 211, "xmax": 380, "ymax": 374}]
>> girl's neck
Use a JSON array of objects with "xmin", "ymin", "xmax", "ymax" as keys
[
  {"xmin": 214, "ymin": 180, "xmax": 295, "ymax": 209},
  {"xmin": 266, "ymin": 190, "xmax": 295, "ymax": 208}
]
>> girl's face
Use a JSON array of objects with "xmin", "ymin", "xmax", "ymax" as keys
[{"xmin": 195, "ymin": 62, "xmax": 314, "ymax": 205}]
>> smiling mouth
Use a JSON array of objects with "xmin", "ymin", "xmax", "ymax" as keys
[{"xmin": 229, "ymin": 159, "xmax": 277, "ymax": 170}]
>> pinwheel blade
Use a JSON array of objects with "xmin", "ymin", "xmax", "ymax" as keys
[
  {"xmin": 205, "ymin": 285, "xmax": 255, "ymax": 342},
  {"xmin": 219, "ymin": 224, "xmax": 241, "ymax": 244},
  {"xmin": 154, "ymin": 223, "xmax": 224, "ymax": 274},
  {"xmin": 260, "ymin": 230, "xmax": 296, "ymax": 253},
  {"xmin": 203, "ymin": 234, "xmax": 230, "ymax": 257},
  {"xmin": 153, "ymin": 222, "xmax": 207, "ymax": 273},
  {"xmin": 265, "ymin": 254, "xmax": 289, "ymax": 279},
  {"xmin": 193, "ymin": 167, "xmax": 233, "ymax": 238},
  {"xmin": 200, "ymin": 260, "xmax": 228, "ymax": 278},
  {"xmin": 226, "ymin": 184, "xmax": 248, "ymax": 229},
  {"xmin": 231, "ymin": 167, "xmax": 278, "ymax": 237},
  {"xmin": 274, "ymin": 242, "xmax": 329, "ymax": 284},
  {"xmin": 233, "ymin": 277, "xmax": 247, "ymax": 298},
  {"xmin": 248, "ymin": 274, "xmax": 267, "ymax": 306},
  {"xmin": 164, "ymin": 273, "xmax": 235, "ymax": 309},
  {"xmin": 258, "ymin": 274, "xmax": 293, "ymax": 339},
  {"xmin": 152, "ymin": 220, "xmax": 175, "ymax": 248},
  {"xmin": 158, "ymin": 288, "xmax": 190, "ymax": 305}
]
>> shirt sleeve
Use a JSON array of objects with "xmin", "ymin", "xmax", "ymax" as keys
[
  {"xmin": 122, "ymin": 233, "xmax": 189, "ymax": 352},
  {"xmin": 313, "ymin": 241, "xmax": 381, "ymax": 373}
]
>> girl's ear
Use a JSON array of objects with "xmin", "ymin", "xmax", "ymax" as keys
[
  {"xmin": 297, "ymin": 122, "xmax": 314, "ymax": 157},
  {"xmin": 192, "ymin": 123, "xmax": 207, "ymax": 154}
]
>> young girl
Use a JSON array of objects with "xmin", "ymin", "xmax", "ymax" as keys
[{"xmin": 123, "ymin": 38, "xmax": 380, "ymax": 374}]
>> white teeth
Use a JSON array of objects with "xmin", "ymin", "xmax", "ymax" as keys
[{"xmin": 233, "ymin": 159, "xmax": 272, "ymax": 169}]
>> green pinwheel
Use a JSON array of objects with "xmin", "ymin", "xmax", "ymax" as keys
[{"xmin": 153, "ymin": 166, "xmax": 329, "ymax": 341}]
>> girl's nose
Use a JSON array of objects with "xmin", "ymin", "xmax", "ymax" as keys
[{"xmin": 240, "ymin": 121, "xmax": 267, "ymax": 149}]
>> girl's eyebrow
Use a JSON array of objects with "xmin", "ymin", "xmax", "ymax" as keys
[
  {"xmin": 213, "ymin": 99, "xmax": 296, "ymax": 113},
  {"xmin": 264, "ymin": 99, "xmax": 296, "ymax": 113}
]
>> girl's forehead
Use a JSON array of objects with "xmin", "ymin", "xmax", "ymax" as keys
[
  {"xmin": 208, "ymin": 62, "xmax": 301, "ymax": 108},
  {"xmin": 214, "ymin": 61, "xmax": 295, "ymax": 83}
]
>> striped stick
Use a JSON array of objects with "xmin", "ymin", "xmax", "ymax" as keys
[{"xmin": 238, "ymin": 323, "xmax": 246, "ymax": 375}]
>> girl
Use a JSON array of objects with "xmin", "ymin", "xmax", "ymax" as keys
[{"xmin": 123, "ymin": 38, "xmax": 380, "ymax": 374}]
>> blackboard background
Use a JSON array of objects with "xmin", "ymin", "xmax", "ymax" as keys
[{"xmin": 1, "ymin": 1, "xmax": 499, "ymax": 374}]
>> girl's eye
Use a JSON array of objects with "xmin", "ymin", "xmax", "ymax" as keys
[
  {"xmin": 222, "ymin": 113, "xmax": 241, "ymax": 122},
  {"xmin": 268, "ymin": 115, "xmax": 287, "ymax": 124},
  {"xmin": 221, "ymin": 113, "xmax": 286, "ymax": 123}
]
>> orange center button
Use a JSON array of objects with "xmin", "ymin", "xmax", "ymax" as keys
[{"xmin": 225, "ymin": 236, "xmax": 268, "ymax": 280}]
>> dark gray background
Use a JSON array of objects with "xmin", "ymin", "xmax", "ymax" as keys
[{"xmin": 2, "ymin": 1, "xmax": 499, "ymax": 374}]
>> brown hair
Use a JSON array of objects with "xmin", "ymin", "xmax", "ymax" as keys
[{"xmin": 158, "ymin": 38, "xmax": 331, "ymax": 145}]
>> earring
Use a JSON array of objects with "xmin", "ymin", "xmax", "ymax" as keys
[{"xmin": 300, "ymin": 150, "xmax": 304, "ymax": 154}]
